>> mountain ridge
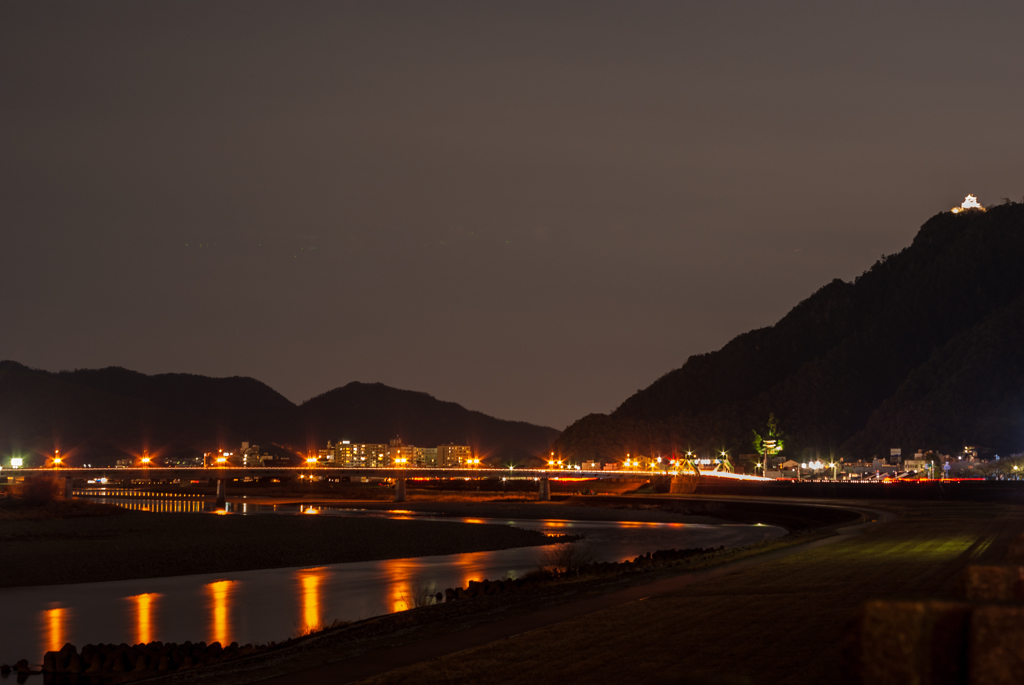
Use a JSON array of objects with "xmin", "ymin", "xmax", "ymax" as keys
[
  {"xmin": 0, "ymin": 361, "xmax": 559, "ymax": 466},
  {"xmin": 556, "ymin": 201, "xmax": 1024, "ymax": 463}
]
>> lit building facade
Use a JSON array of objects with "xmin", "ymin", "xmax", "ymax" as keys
[
  {"xmin": 320, "ymin": 440, "xmax": 469, "ymax": 468},
  {"xmin": 386, "ymin": 438, "xmax": 416, "ymax": 467},
  {"xmin": 415, "ymin": 447, "xmax": 438, "ymax": 467},
  {"xmin": 438, "ymin": 444, "xmax": 472, "ymax": 468},
  {"xmin": 341, "ymin": 442, "xmax": 389, "ymax": 467}
]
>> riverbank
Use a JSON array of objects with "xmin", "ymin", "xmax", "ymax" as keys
[
  {"xmin": 340, "ymin": 500, "xmax": 1024, "ymax": 685},
  {"xmin": 136, "ymin": 523, "xmax": 843, "ymax": 685},
  {"xmin": 1, "ymin": 491, "xmax": 859, "ymax": 588},
  {"xmin": 129, "ymin": 498, "xmax": 1024, "ymax": 685},
  {"xmin": 0, "ymin": 510, "xmax": 556, "ymax": 588},
  {"xmin": 232, "ymin": 497, "xmax": 727, "ymax": 524},
  {"xmin": 224, "ymin": 492, "xmax": 862, "ymax": 529},
  {"xmin": 0, "ymin": 496, "xmax": 122, "ymax": 521}
]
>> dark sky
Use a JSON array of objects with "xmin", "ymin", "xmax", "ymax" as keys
[{"xmin": 2, "ymin": 2, "xmax": 1022, "ymax": 429}]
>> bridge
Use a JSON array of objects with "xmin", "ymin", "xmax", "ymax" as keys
[{"xmin": 3, "ymin": 466, "xmax": 767, "ymax": 505}]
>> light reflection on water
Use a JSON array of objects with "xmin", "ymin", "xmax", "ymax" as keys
[
  {"xmin": 206, "ymin": 580, "xmax": 236, "ymax": 646},
  {"xmin": 4, "ymin": 502, "xmax": 785, "ymax": 666},
  {"xmin": 297, "ymin": 568, "xmax": 326, "ymax": 631},
  {"xmin": 45, "ymin": 606, "xmax": 68, "ymax": 653},
  {"xmin": 127, "ymin": 593, "xmax": 159, "ymax": 644}
]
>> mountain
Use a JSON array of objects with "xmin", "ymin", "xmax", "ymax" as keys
[
  {"xmin": 298, "ymin": 383, "xmax": 558, "ymax": 463},
  {"xmin": 0, "ymin": 362, "xmax": 559, "ymax": 466},
  {"xmin": 554, "ymin": 201, "xmax": 1024, "ymax": 463}
]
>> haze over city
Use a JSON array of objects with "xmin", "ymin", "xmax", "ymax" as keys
[{"xmin": 3, "ymin": 1, "xmax": 1022, "ymax": 429}]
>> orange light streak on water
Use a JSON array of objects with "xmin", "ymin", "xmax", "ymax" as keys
[
  {"xmin": 379, "ymin": 557, "xmax": 426, "ymax": 612},
  {"xmin": 449, "ymin": 550, "xmax": 495, "ymax": 589},
  {"xmin": 43, "ymin": 606, "xmax": 68, "ymax": 653},
  {"xmin": 128, "ymin": 593, "xmax": 160, "ymax": 644},
  {"xmin": 205, "ymin": 580, "xmax": 236, "ymax": 645},
  {"xmin": 296, "ymin": 568, "xmax": 326, "ymax": 632}
]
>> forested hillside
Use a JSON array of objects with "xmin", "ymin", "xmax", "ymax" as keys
[
  {"xmin": 555, "ymin": 202, "xmax": 1024, "ymax": 462},
  {"xmin": 0, "ymin": 363, "xmax": 558, "ymax": 466}
]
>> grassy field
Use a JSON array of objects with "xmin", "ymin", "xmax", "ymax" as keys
[{"xmin": 350, "ymin": 500, "xmax": 1024, "ymax": 685}]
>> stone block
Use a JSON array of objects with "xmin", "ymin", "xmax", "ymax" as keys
[
  {"xmin": 1004, "ymin": 533, "xmax": 1024, "ymax": 562},
  {"xmin": 959, "ymin": 566, "xmax": 1024, "ymax": 601},
  {"xmin": 968, "ymin": 605, "xmax": 1024, "ymax": 685},
  {"xmin": 860, "ymin": 599, "xmax": 970, "ymax": 685}
]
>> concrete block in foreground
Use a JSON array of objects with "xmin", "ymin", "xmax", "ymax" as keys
[
  {"xmin": 968, "ymin": 605, "xmax": 1024, "ymax": 685},
  {"xmin": 958, "ymin": 566, "xmax": 1024, "ymax": 601},
  {"xmin": 859, "ymin": 599, "xmax": 970, "ymax": 685}
]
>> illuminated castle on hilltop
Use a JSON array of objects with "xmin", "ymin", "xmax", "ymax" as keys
[{"xmin": 951, "ymin": 194, "xmax": 985, "ymax": 214}]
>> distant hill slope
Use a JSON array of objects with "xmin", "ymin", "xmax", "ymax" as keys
[
  {"xmin": 298, "ymin": 382, "xmax": 560, "ymax": 463},
  {"xmin": 0, "ymin": 362, "xmax": 559, "ymax": 466},
  {"xmin": 555, "ymin": 201, "xmax": 1024, "ymax": 462}
]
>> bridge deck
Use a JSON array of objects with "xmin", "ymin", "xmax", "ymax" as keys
[{"xmin": 3, "ymin": 467, "xmax": 766, "ymax": 480}]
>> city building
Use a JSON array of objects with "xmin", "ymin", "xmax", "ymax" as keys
[
  {"xmin": 240, "ymin": 442, "xmax": 261, "ymax": 466},
  {"xmin": 438, "ymin": 443, "xmax": 472, "ymax": 468},
  {"xmin": 339, "ymin": 442, "xmax": 388, "ymax": 467},
  {"xmin": 386, "ymin": 437, "xmax": 416, "ymax": 467},
  {"xmin": 316, "ymin": 440, "xmax": 467, "ymax": 468},
  {"xmin": 415, "ymin": 447, "xmax": 438, "ymax": 467}
]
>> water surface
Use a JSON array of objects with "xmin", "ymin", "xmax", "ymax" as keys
[{"xmin": 1, "ymin": 499, "xmax": 784, "ymax": 664}]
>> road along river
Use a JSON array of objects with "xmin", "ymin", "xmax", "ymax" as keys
[{"xmin": 0, "ymin": 499, "xmax": 785, "ymax": 665}]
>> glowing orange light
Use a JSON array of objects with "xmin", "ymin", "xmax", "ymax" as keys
[
  {"xmin": 129, "ymin": 593, "xmax": 160, "ymax": 644},
  {"xmin": 44, "ymin": 606, "xmax": 69, "ymax": 653},
  {"xmin": 303, "ymin": 507, "xmax": 319, "ymax": 514},
  {"xmin": 297, "ymin": 568, "xmax": 326, "ymax": 632},
  {"xmin": 380, "ymin": 557, "xmax": 428, "ymax": 613},
  {"xmin": 206, "ymin": 580, "xmax": 235, "ymax": 646}
]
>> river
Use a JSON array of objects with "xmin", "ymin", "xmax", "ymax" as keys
[{"xmin": 0, "ymin": 496, "xmax": 785, "ymax": 665}]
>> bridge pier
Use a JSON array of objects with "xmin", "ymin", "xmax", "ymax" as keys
[
  {"xmin": 394, "ymin": 476, "xmax": 407, "ymax": 502},
  {"xmin": 538, "ymin": 477, "xmax": 551, "ymax": 501},
  {"xmin": 216, "ymin": 478, "xmax": 226, "ymax": 508},
  {"xmin": 63, "ymin": 477, "xmax": 73, "ymax": 500}
]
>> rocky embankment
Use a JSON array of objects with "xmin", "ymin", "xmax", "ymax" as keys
[
  {"xmin": 443, "ymin": 546, "xmax": 726, "ymax": 600},
  {"xmin": 2, "ymin": 638, "xmax": 287, "ymax": 680}
]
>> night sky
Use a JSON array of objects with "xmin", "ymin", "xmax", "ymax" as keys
[{"xmin": 2, "ymin": 2, "xmax": 1022, "ymax": 429}]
